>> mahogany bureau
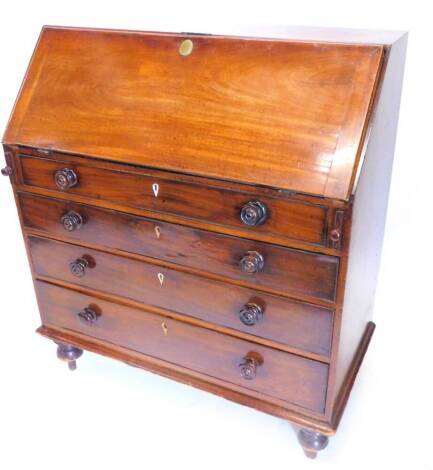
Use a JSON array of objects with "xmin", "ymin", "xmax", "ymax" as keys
[{"xmin": 1, "ymin": 26, "xmax": 407, "ymax": 458}]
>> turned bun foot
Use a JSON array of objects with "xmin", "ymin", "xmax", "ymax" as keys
[
  {"xmin": 56, "ymin": 342, "xmax": 83, "ymax": 370},
  {"xmin": 294, "ymin": 427, "xmax": 329, "ymax": 459}
]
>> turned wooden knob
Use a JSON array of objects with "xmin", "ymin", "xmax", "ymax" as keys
[
  {"xmin": 1, "ymin": 166, "xmax": 12, "ymax": 176},
  {"xmin": 239, "ymin": 303, "xmax": 264, "ymax": 326},
  {"xmin": 77, "ymin": 307, "xmax": 98, "ymax": 325},
  {"xmin": 239, "ymin": 251, "xmax": 264, "ymax": 274},
  {"xmin": 60, "ymin": 211, "xmax": 83, "ymax": 232},
  {"xmin": 240, "ymin": 201, "xmax": 268, "ymax": 226},
  {"xmin": 239, "ymin": 355, "xmax": 261, "ymax": 380},
  {"xmin": 329, "ymin": 228, "xmax": 341, "ymax": 243},
  {"xmin": 54, "ymin": 168, "xmax": 78, "ymax": 190},
  {"xmin": 70, "ymin": 258, "xmax": 89, "ymax": 277}
]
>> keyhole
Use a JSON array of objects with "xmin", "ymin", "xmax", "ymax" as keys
[
  {"xmin": 152, "ymin": 183, "xmax": 159, "ymax": 198},
  {"xmin": 155, "ymin": 226, "xmax": 161, "ymax": 239},
  {"xmin": 158, "ymin": 272, "xmax": 164, "ymax": 286},
  {"xmin": 161, "ymin": 322, "xmax": 168, "ymax": 335}
]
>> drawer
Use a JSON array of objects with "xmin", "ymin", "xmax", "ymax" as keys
[
  {"xmin": 19, "ymin": 153, "xmax": 328, "ymax": 247},
  {"xmin": 20, "ymin": 193, "xmax": 339, "ymax": 302},
  {"xmin": 36, "ymin": 281, "xmax": 329, "ymax": 413},
  {"xmin": 28, "ymin": 236, "xmax": 334, "ymax": 357}
]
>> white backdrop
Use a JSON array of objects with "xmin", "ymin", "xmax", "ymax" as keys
[{"xmin": 1, "ymin": 2, "xmax": 432, "ymax": 469}]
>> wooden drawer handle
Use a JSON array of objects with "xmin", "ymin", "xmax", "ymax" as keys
[
  {"xmin": 77, "ymin": 307, "xmax": 98, "ymax": 325},
  {"xmin": 54, "ymin": 168, "xmax": 78, "ymax": 190},
  {"xmin": 240, "ymin": 201, "xmax": 268, "ymax": 226},
  {"xmin": 70, "ymin": 258, "xmax": 89, "ymax": 277},
  {"xmin": 329, "ymin": 228, "xmax": 341, "ymax": 243},
  {"xmin": 239, "ymin": 302, "xmax": 264, "ymax": 326},
  {"xmin": 60, "ymin": 211, "xmax": 84, "ymax": 232},
  {"xmin": 1, "ymin": 166, "xmax": 12, "ymax": 176},
  {"xmin": 239, "ymin": 251, "xmax": 265, "ymax": 274},
  {"xmin": 239, "ymin": 355, "xmax": 262, "ymax": 380}
]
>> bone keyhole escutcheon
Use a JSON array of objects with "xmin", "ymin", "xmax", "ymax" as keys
[
  {"xmin": 152, "ymin": 183, "xmax": 159, "ymax": 197},
  {"xmin": 158, "ymin": 272, "xmax": 164, "ymax": 286},
  {"xmin": 161, "ymin": 322, "xmax": 168, "ymax": 335},
  {"xmin": 155, "ymin": 225, "xmax": 161, "ymax": 239}
]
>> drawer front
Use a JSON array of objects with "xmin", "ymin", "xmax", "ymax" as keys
[
  {"xmin": 29, "ymin": 236, "xmax": 334, "ymax": 357},
  {"xmin": 20, "ymin": 154, "xmax": 328, "ymax": 246},
  {"xmin": 36, "ymin": 281, "xmax": 328, "ymax": 413},
  {"xmin": 20, "ymin": 193, "xmax": 339, "ymax": 302}
]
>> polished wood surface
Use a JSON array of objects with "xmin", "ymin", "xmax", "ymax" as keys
[
  {"xmin": 1, "ymin": 26, "xmax": 407, "ymax": 458},
  {"xmin": 10, "ymin": 147, "xmax": 350, "ymax": 256},
  {"xmin": 19, "ymin": 152, "xmax": 329, "ymax": 247},
  {"xmin": 19, "ymin": 193, "xmax": 340, "ymax": 302},
  {"xmin": 36, "ymin": 280, "xmax": 329, "ymax": 413},
  {"xmin": 36, "ymin": 319, "xmax": 376, "ymax": 434},
  {"xmin": 28, "ymin": 235, "xmax": 334, "ymax": 357},
  {"xmin": 3, "ymin": 27, "xmax": 384, "ymax": 200}
]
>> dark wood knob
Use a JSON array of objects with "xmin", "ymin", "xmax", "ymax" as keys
[
  {"xmin": 329, "ymin": 228, "xmax": 341, "ymax": 243},
  {"xmin": 239, "ymin": 355, "xmax": 260, "ymax": 380},
  {"xmin": 239, "ymin": 303, "xmax": 264, "ymax": 326},
  {"xmin": 1, "ymin": 166, "xmax": 12, "ymax": 176},
  {"xmin": 60, "ymin": 211, "xmax": 83, "ymax": 232},
  {"xmin": 77, "ymin": 307, "xmax": 98, "ymax": 325},
  {"xmin": 70, "ymin": 258, "xmax": 89, "ymax": 277},
  {"xmin": 240, "ymin": 201, "xmax": 268, "ymax": 226},
  {"xmin": 239, "ymin": 251, "xmax": 264, "ymax": 274},
  {"xmin": 54, "ymin": 168, "xmax": 78, "ymax": 190}
]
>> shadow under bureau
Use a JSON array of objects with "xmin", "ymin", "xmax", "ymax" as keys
[{"xmin": 1, "ymin": 26, "xmax": 406, "ymax": 458}]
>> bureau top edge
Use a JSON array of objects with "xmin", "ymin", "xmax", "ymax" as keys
[{"xmin": 40, "ymin": 25, "xmax": 407, "ymax": 46}]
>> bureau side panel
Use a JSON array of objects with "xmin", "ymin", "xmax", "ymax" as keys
[{"xmin": 331, "ymin": 34, "xmax": 408, "ymax": 412}]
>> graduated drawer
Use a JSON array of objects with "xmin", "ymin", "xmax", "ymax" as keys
[
  {"xmin": 36, "ymin": 281, "xmax": 329, "ymax": 413},
  {"xmin": 19, "ymin": 153, "xmax": 328, "ymax": 247},
  {"xmin": 28, "ymin": 236, "xmax": 334, "ymax": 358},
  {"xmin": 20, "ymin": 193, "xmax": 339, "ymax": 303}
]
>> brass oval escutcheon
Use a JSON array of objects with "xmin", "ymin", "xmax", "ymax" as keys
[{"xmin": 179, "ymin": 39, "xmax": 193, "ymax": 56}]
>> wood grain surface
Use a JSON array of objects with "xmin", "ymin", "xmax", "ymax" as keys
[
  {"xmin": 19, "ymin": 153, "xmax": 329, "ymax": 246},
  {"xmin": 28, "ymin": 235, "xmax": 334, "ymax": 357},
  {"xmin": 36, "ymin": 280, "xmax": 329, "ymax": 413},
  {"xmin": 3, "ymin": 27, "xmax": 383, "ymax": 200},
  {"xmin": 20, "ymin": 193, "xmax": 340, "ymax": 302},
  {"xmin": 1, "ymin": 26, "xmax": 407, "ymax": 444}
]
